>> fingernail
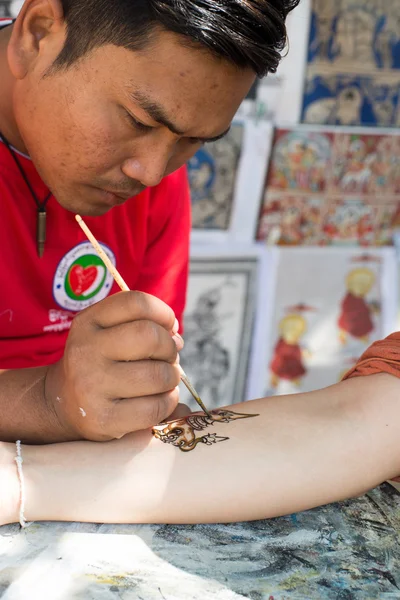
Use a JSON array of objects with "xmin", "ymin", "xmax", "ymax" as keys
[
  {"xmin": 172, "ymin": 333, "xmax": 184, "ymax": 351},
  {"xmin": 172, "ymin": 318, "xmax": 179, "ymax": 335}
]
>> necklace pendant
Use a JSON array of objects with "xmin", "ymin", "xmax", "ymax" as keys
[{"xmin": 37, "ymin": 209, "xmax": 47, "ymax": 258}]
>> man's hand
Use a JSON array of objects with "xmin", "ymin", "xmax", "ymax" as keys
[{"xmin": 45, "ymin": 291, "xmax": 183, "ymax": 441}]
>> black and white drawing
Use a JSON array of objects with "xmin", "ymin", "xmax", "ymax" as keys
[
  {"xmin": 180, "ymin": 251, "xmax": 259, "ymax": 411},
  {"xmin": 0, "ymin": 1, "xmax": 11, "ymax": 17},
  {"xmin": 0, "ymin": 1, "xmax": 22, "ymax": 18}
]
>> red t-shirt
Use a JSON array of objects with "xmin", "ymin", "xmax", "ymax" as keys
[{"xmin": 0, "ymin": 141, "xmax": 191, "ymax": 369}]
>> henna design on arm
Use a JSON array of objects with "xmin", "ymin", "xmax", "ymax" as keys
[{"xmin": 152, "ymin": 409, "xmax": 259, "ymax": 452}]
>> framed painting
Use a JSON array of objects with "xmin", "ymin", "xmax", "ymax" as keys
[
  {"xmin": 0, "ymin": 1, "xmax": 22, "ymax": 17},
  {"xmin": 248, "ymin": 246, "xmax": 398, "ymax": 400},
  {"xmin": 302, "ymin": 0, "xmax": 400, "ymax": 127},
  {"xmin": 188, "ymin": 123, "xmax": 244, "ymax": 232},
  {"xmin": 0, "ymin": 3, "xmax": 11, "ymax": 17},
  {"xmin": 189, "ymin": 118, "xmax": 273, "ymax": 245},
  {"xmin": 264, "ymin": 0, "xmax": 312, "ymax": 126},
  {"xmin": 179, "ymin": 244, "xmax": 270, "ymax": 411},
  {"xmin": 257, "ymin": 125, "xmax": 400, "ymax": 246}
]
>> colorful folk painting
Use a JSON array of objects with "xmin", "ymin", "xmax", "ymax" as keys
[
  {"xmin": 302, "ymin": 0, "xmax": 400, "ymax": 127},
  {"xmin": 179, "ymin": 255, "xmax": 258, "ymax": 411},
  {"xmin": 248, "ymin": 247, "xmax": 397, "ymax": 399},
  {"xmin": 337, "ymin": 256, "xmax": 381, "ymax": 345},
  {"xmin": 266, "ymin": 129, "xmax": 333, "ymax": 193},
  {"xmin": 257, "ymin": 127, "xmax": 400, "ymax": 246},
  {"xmin": 269, "ymin": 305, "xmax": 314, "ymax": 391},
  {"xmin": 187, "ymin": 124, "xmax": 244, "ymax": 230}
]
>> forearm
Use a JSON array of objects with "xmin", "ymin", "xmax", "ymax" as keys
[
  {"xmin": 0, "ymin": 367, "xmax": 68, "ymax": 444},
  {"xmin": 4, "ymin": 373, "xmax": 398, "ymax": 526}
]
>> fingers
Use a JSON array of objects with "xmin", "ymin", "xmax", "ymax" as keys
[
  {"xmin": 58, "ymin": 291, "xmax": 185, "ymax": 441},
  {"xmin": 84, "ymin": 291, "xmax": 176, "ymax": 332},
  {"xmin": 106, "ymin": 360, "xmax": 181, "ymax": 399},
  {"xmin": 109, "ymin": 389, "xmax": 181, "ymax": 436},
  {"xmin": 97, "ymin": 320, "xmax": 181, "ymax": 362}
]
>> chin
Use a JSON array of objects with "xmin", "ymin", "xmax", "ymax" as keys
[
  {"xmin": 55, "ymin": 196, "xmax": 113, "ymax": 217},
  {"xmin": 76, "ymin": 204, "xmax": 113, "ymax": 217}
]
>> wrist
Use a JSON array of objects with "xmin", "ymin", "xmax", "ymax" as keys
[
  {"xmin": 44, "ymin": 361, "xmax": 81, "ymax": 442},
  {"xmin": 0, "ymin": 442, "xmax": 20, "ymax": 526}
]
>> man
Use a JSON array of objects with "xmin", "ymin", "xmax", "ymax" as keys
[{"xmin": 0, "ymin": 0, "xmax": 299, "ymax": 444}]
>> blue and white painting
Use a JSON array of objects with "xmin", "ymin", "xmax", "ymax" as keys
[
  {"xmin": 302, "ymin": 0, "xmax": 400, "ymax": 127},
  {"xmin": 187, "ymin": 124, "xmax": 244, "ymax": 230}
]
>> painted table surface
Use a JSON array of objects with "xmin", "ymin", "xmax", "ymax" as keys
[{"xmin": 0, "ymin": 484, "xmax": 399, "ymax": 600}]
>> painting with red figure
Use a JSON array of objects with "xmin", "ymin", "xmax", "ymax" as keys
[{"xmin": 269, "ymin": 304, "xmax": 316, "ymax": 391}]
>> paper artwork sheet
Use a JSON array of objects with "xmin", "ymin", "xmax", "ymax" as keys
[
  {"xmin": 257, "ymin": 127, "xmax": 400, "ymax": 246},
  {"xmin": 302, "ymin": 0, "xmax": 400, "ymax": 127},
  {"xmin": 180, "ymin": 255, "xmax": 258, "ymax": 411},
  {"xmin": 248, "ymin": 247, "xmax": 398, "ymax": 400},
  {"xmin": 188, "ymin": 124, "xmax": 244, "ymax": 231},
  {"xmin": 0, "ymin": 1, "xmax": 22, "ymax": 17}
]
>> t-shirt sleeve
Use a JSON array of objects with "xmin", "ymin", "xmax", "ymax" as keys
[
  {"xmin": 135, "ymin": 166, "xmax": 191, "ymax": 331},
  {"xmin": 342, "ymin": 332, "xmax": 400, "ymax": 381}
]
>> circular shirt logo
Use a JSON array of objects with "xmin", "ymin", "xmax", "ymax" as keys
[{"xmin": 53, "ymin": 242, "xmax": 116, "ymax": 311}]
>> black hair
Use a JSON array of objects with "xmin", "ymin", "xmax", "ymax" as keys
[{"xmin": 53, "ymin": 0, "xmax": 300, "ymax": 77}]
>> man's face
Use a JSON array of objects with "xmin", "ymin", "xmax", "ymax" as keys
[{"xmin": 12, "ymin": 28, "xmax": 255, "ymax": 215}]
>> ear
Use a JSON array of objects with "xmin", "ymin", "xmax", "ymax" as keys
[{"xmin": 7, "ymin": 0, "xmax": 65, "ymax": 79}]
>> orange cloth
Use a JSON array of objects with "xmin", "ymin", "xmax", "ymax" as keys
[
  {"xmin": 342, "ymin": 332, "xmax": 400, "ymax": 483},
  {"xmin": 342, "ymin": 332, "xmax": 400, "ymax": 381}
]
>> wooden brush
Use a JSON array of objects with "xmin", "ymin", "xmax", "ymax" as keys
[{"xmin": 75, "ymin": 214, "xmax": 213, "ymax": 418}]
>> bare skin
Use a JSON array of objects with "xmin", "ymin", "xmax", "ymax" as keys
[
  {"xmin": 1, "ymin": 374, "xmax": 399, "ymax": 526},
  {"xmin": 0, "ymin": 0, "xmax": 255, "ymax": 443}
]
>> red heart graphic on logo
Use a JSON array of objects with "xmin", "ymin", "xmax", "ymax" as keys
[{"xmin": 69, "ymin": 265, "xmax": 98, "ymax": 296}]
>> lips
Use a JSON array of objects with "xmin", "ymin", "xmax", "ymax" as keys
[
  {"xmin": 100, "ymin": 186, "xmax": 146, "ymax": 202},
  {"xmin": 102, "ymin": 189, "xmax": 133, "ymax": 201},
  {"xmin": 85, "ymin": 185, "xmax": 145, "ymax": 211}
]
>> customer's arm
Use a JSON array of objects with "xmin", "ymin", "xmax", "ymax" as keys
[{"xmin": 1, "ymin": 373, "xmax": 399, "ymax": 526}]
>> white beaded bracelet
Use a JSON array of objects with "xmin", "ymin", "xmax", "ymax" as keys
[{"xmin": 14, "ymin": 441, "xmax": 31, "ymax": 529}]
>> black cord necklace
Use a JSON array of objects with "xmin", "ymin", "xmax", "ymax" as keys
[{"xmin": 0, "ymin": 131, "xmax": 51, "ymax": 257}]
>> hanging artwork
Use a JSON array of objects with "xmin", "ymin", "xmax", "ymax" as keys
[
  {"xmin": 179, "ymin": 246, "xmax": 264, "ymax": 411},
  {"xmin": 0, "ymin": 1, "xmax": 22, "ymax": 17},
  {"xmin": 248, "ymin": 247, "xmax": 398, "ymax": 400},
  {"xmin": 190, "ymin": 119, "xmax": 273, "ymax": 244},
  {"xmin": 188, "ymin": 125, "xmax": 244, "ymax": 231},
  {"xmin": 0, "ymin": 2, "xmax": 11, "ymax": 16},
  {"xmin": 269, "ymin": 304, "xmax": 315, "ymax": 391},
  {"xmin": 257, "ymin": 126, "xmax": 400, "ymax": 246},
  {"xmin": 302, "ymin": 0, "xmax": 400, "ymax": 127}
]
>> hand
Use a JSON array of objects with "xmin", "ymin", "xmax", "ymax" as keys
[{"xmin": 45, "ymin": 291, "xmax": 183, "ymax": 441}]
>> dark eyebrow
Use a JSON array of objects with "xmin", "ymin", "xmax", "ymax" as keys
[{"xmin": 130, "ymin": 89, "xmax": 231, "ymax": 143}]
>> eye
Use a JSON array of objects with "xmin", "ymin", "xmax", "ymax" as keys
[{"xmin": 125, "ymin": 110, "xmax": 152, "ymax": 132}]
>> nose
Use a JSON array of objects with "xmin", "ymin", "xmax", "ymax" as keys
[{"xmin": 121, "ymin": 146, "xmax": 172, "ymax": 188}]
